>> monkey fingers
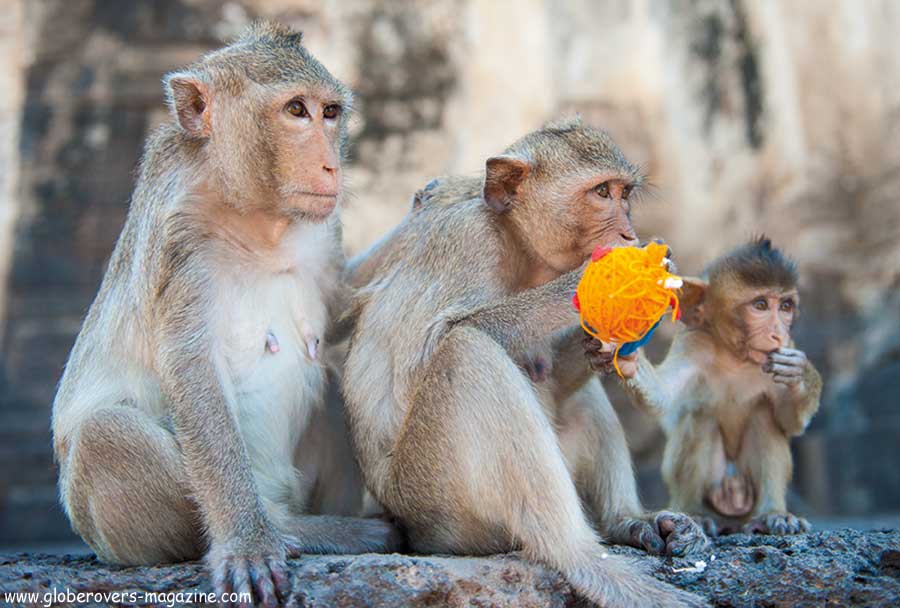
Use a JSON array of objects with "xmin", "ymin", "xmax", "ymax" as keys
[
  {"xmin": 766, "ymin": 350, "xmax": 806, "ymax": 384},
  {"xmin": 605, "ymin": 518, "xmax": 667, "ymax": 554},
  {"xmin": 772, "ymin": 347, "xmax": 807, "ymax": 362},
  {"xmin": 647, "ymin": 238, "xmax": 677, "ymax": 273},
  {"xmin": 582, "ymin": 336, "xmax": 637, "ymax": 376},
  {"xmin": 583, "ymin": 336, "xmax": 614, "ymax": 373},
  {"xmin": 211, "ymin": 552, "xmax": 290, "ymax": 608},
  {"xmin": 653, "ymin": 511, "xmax": 712, "ymax": 558},
  {"xmin": 767, "ymin": 349, "xmax": 806, "ymax": 371}
]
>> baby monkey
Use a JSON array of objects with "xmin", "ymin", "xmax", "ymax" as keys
[{"xmin": 618, "ymin": 237, "xmax": 821, "ymax": 535}]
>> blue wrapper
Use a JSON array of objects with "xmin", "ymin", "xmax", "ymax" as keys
[{"xmin": 618, "ymin": 318, "xmax": 662, "ymax": 356}]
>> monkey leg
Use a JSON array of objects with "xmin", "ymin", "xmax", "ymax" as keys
[
  {"xmin": 59, "ymin": 405, "xmax": 203, "ymax": 565},
  {"xmin": 558, "ymin": 380, "xmax": 710, "ymax": 557},
  {"xmin": 738, "ymin": 410, "xmax": 810, "ymax": 535},
  {"xmin": 389, "ymin": 327, "xmax": 703, "ymax": 608},
  {"xmin": 293, "ymin": 373, "xmax": 365, "ymax": 517},
  {"xmin": 661, "ymin": 411, "xmax": 752, "ymax": 535}
]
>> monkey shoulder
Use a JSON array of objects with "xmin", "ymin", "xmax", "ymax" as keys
[
  {"xmin": 669, "ymin": 327, "xmax": 717, "ymax": 368},
  {"xmin": 411, "ymin": 175, "xmax": 483, "ymax": 210}
]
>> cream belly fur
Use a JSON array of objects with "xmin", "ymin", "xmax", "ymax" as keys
[{"xmin": 213, "ymin": 226, "xmax": 331, "ymax": 516}]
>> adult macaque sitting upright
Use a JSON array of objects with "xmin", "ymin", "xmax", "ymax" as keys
[
  {"xmin": 615, "ymin": 237, "xmax": 821, "ymax": 535},
  {"xmin": 344, "ymin": 119, "xmax": 710, "ymax": 608},
  {"xmin": 51, "ymin": 22, "xmax": 396, "ymax": 606}
]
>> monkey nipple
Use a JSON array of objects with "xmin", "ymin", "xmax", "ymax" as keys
[
  {"xmin": 265, "ymin": 329, "xmax": 281, "ymax": 354},
  {"xmin": 300, "ymin": 320, "xmax": 319, "ymax": 361}
]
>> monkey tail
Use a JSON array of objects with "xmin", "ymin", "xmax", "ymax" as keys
[{"xmin": 563, "ymin": 549, "xmax": 708, "ymax": 608}]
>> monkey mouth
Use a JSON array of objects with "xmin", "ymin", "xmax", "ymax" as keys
[
  {"xmin": 747, "ymin": 349, "xmax": 772, "ymax": 365},
  {"xmin": 281, "ymin": 190, "xmax": 338, "ymax": 220},
  {"xmin": 286, "ymin": 190, "xmax": 339, "ymax": 199}
]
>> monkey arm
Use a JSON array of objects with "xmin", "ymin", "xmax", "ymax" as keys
[
  {"xmin": 772, "ymin": 361, "xmax": 822, "ymax": 437},
  {"xmin": 549, "ymin": 325, "xmax": 595, "ymax": 397},
  {"xmin": 621, "ymin": 351, "xmax": 698, "ymax": 422},
  {"xmin": 155, "ymin": 272, "xmax": 277, "ymax": 549},
  {"xmin": 451, "ymin": 268, "xmax": 582, "ymax": 356}
]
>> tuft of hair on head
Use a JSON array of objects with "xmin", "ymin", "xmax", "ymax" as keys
[
  {"xmin": 235, "ymin": 19, "xmax": 304, "ymax": 47},
  {"xmin": 705, "ymin": 235, "xmax": 798, "ymax": 289},
  {"xmin": 502, "ymin": 116, "xmax": 641, "ymax": 183},
  {"xmin": 541, "ymin": 114, "xmax": 585, "ymax": 133}
]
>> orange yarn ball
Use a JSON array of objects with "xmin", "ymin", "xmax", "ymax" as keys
[{"xmin": 574, "ymin": 242, "xmax": 682, "ymax": 374}]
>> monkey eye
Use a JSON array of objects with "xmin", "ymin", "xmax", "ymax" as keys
[
  {"xmin": 780, "ymin": 299, "xmax": 795, "ymax": 312},
  {"xmin": 285, "ymin": 99, "xmax": 310, "ymax": 118},
  {"xmin": 594, "ymin": 181, "xmax": 611, "ymax": 198},
  {"xmin": 622, "ymin": 184, "xmax": 633, "ymax": 200},
  {"xmin": 323, "ymin": 104, "xmax": 342, "ymax": 120},
  {"xmin": 752, "ymin": 297, "xmax": 768, "ymax": 311}
]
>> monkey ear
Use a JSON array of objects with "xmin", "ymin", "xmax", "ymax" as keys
[
  {"xmin": 483, "ymin": 155, "xmax": 531, "ymax": 213},
  {"xmin": 165, "ymin": 72, "xmax": 211, "ymax": 138},
  {"xmin": 678, "ymin": 277, "xmax": 708, "ymax": 327}
]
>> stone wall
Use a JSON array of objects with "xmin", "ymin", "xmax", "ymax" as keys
[{"xmin": 1, "ymin": 0, "xmax": 899, "ymax": 547}]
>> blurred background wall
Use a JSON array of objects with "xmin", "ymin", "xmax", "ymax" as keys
[{"xmin": 1, "ymin": 0, "xmax": 898, "ymax": 549}]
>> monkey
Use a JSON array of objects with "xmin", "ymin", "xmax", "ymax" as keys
[
  {"xmin": 342, "ymin": 118, "xmax": 710, "ymax": 608},
  {"xmin": 616, "ymin": 237, "xmax": 822, "ymax": 536},
  {"xmin": 50, "ymin": 22, "xmax": 397, "ymax": 606}
]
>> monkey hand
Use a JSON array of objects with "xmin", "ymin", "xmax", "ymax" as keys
[
  {"xmin": 764, "ymin": 347, "xmax": 808, "ymax": 387},
  {"xmin": 582, "ymin": 335, "xmax": 638, "ymax": 378},
  {"xmin": 647, "ymin": 237, "xmax": 677, "ymax": 273},
  {"xmin": 207, "ymin": 531, "xmax": 293, "ymax": 608}
]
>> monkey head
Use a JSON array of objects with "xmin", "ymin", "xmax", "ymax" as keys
[
  {"xmin": 481, "ymin": 117, "xmax": 641, "ymax": 274},
  {"xmin": 680, "ymin": 237, "xmax": 799, "ymax": 365},
  {"xmin": 163, "ymin": 21, "xmax": 352, "ymax": 222}
]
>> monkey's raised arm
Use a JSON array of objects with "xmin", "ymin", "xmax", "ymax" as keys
[
  {"xmin": 549, "ymin": 325, "xmax": 596, "ymax": 396},
  {"xmin": 451, "ymin": 268, "xmax": 582, "ymax": 356},
  {"xmin": 622, "ymin": 347, "xmax": 700, "ymax": 421},
  {"xmin": 772, "ymin": 361, "xmax": 822, "ymax": 437}
]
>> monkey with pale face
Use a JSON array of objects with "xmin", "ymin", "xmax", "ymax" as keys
[
  {"xmin": 343, "ymin": 119, "xmax": 710, "ymax": 608},
  {"xmin": 616, "ymin": 237, "xmax": 822, "ymax": 536},
  {"xmin": 51, "ymin": 22, "xmax": 396, "ymax": 606}
]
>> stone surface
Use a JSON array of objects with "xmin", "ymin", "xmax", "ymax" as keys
[{"xmin": 1, "ymin": 530, "xmax": 898, "ymax": 607}]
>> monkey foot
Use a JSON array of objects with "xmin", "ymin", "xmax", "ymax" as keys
[
  {"xmin": 605, "ymin": 511, "xmax": 711, "ymax": 558},
  {"xmin": 742, "ymin": 512, "xmax": 810, "ymax": 536}
]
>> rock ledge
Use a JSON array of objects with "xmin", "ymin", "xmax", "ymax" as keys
[{"xmin": 2, "ymin": 529, "xmax": 898, "ymax": 606}]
